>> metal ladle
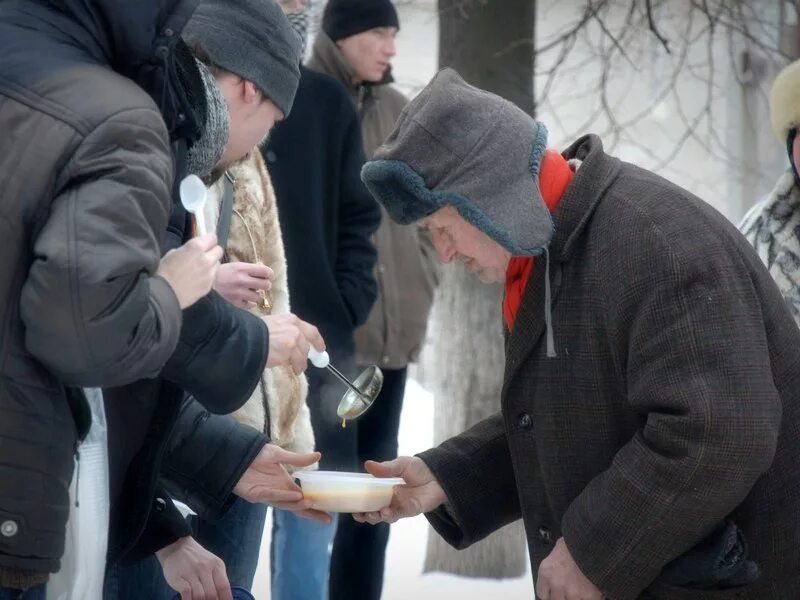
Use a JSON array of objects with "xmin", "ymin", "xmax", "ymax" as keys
[{"xmin": 308, "ymin": 348, "xmax": 383, "ymax": 420}]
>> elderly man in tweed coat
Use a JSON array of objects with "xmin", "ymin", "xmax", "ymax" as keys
[{"xmin": 354, "ymin": 69, "xmax": 800, "ymax": 600}]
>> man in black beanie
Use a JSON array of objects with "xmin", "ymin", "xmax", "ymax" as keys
[{"xmin": 306, "ymin": 2, "xmax": 439, "ymax": 600}]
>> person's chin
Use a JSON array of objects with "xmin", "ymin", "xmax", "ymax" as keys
[{"xmin": 368, "ymin": 67, "xmax": 387, "ymax": 81}]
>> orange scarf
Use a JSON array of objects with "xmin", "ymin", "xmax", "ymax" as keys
[{"xmin": 503, "ymin": 150, "xmax": 574, "ymax": 330}]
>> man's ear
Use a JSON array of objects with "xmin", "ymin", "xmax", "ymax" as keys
[{"xmin": 243, "ymin": 80, "xmax": 261, "ymax": 104}]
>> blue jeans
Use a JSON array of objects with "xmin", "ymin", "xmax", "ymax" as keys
[
  {"xmin": 104, "ymin": 498, "xmax": 267, "ymax": 598},
  {"xmin": 271, "ymin": 509, "xmax": 338, "ymax": 600},
  {"xmin": 0, "ymin": 586, "xmax": 46, "ymax": 600},
  {"xmin": 191, "ymin": 498, "xmax": 267, "ymax": 590},
  {"xmin": 104, "ymin": 554, "xmax": 170, "ymax": 600}
]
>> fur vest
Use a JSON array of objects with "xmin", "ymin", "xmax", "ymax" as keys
[
  {"xmin": 740, "ymin": 169, "xmax": 800, "ymax": 328},
  {"xmin": 208, "ymin": 152, "xmax": 315, "ymax": 456}
]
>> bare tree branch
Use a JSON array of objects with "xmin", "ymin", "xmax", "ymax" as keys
[{"xmin": 645, "ymin": 0, "xmax": 672, "ymax": 54}]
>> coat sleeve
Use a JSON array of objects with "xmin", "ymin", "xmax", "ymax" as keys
[
  {"xmin": 120, "ymin": 485, "xmax": 192, "ymax": 564},
  {"xmin": 335, "ymin": 107, "xmax": 381, "ymax": 328},
  {"xmin": 159, "ymin": 398, "xmax": 267, "ymax": 521},
  {"xmin": 417, "ymin": 413, "xmax": 521, "ymax": 549},
  {"xmin": 159, "ymin": 291, "xmax": 269, "ymax": 414},
  {"xmin": 560, "ymin": 232, "xmax": 782, "ymax": 599},
  {"xmin": 20, "ymin": 107, "xmax": 182, "ymax": 388}
]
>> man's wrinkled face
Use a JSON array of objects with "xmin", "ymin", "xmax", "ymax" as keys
[
  {"xmin": 337, "ymin": 27, "xmax": 398, "ymax": 84},
  {"xmin": 420, "ymin": 206, "xmax": 511, "ymax": 283},
  {"xmin": 215, "ymin": 73, "xmax": 283, "ymax": 172}
]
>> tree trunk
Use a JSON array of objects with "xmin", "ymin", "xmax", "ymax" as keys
[
  {"xmin": 438, "ymin": 0, "xmax": 536, "ymax": 114},
  {"xmin": 422, "ymin": 0, "xmax": 535, "ymax": 580}
]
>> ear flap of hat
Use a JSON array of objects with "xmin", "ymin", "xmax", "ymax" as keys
[
  {"xmin": 361, "ymin": 159, "xmax": 531, "ymax": 255},
  {"xmin": 362, "ymin": 159, "xmax": 440, "ymax": 225}
]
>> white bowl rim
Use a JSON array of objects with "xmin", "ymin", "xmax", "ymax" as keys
[{"xmin": 294, "ymin": 470, "xmax": 404, "ymax": 486}]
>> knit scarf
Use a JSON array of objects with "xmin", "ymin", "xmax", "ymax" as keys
[
  {"xmin": 503, "ymin": 150, "xmax": 574, "ymax": 330},
  {"xmin": 184, "ymin": 59, "xmax": 230, "ymax": 178},
  {"xmin": 288, "ymin": 3, "xmax": 312, "ymax": 55}
]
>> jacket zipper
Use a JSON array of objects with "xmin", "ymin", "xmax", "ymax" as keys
[{"xmin": 73, "ymin": 440, "xmax": 81, "ymax": 508}]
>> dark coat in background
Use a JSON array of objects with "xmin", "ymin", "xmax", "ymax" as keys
[
  {"xmin": 264, "ymin": 65, "xmax": 379, "ymax": 359},
  {"xmin": 421, "ymin": 135, "xmax": 800, "ymax": 599},
  {"xmin": 308, "ymin": 32, "xmax": 437, "ymax": 370},
  {"xmin": 263, "ymin": 65, "xmax": 380, "ymax": 470}
]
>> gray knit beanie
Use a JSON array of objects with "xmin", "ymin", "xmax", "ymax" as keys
[
  {"xmin": 361, "ymin": 68, "xmax": 552, "ymax": 257},
  {"xmin": 182, "ymin": 0, "xmax": 302, "ymax": 116},
  {"xmin": 323, "ymin": 0, "xmax": 399, "ymax": 42}
]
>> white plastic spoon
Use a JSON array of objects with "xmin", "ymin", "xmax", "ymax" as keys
[{"xmin": 179, "ymin": 174, "xmax": 209, "ymax": 236}]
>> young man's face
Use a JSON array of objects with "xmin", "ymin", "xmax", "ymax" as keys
[
  {"xmin": 420, "ymin": 206, "xmax": 512, "ymax": 284},
  {"xmin": 337, "ymin": 27, "xmax": 398, "ymax": 84},
  {"xmin": 214, "ymin": 73, "xmax": 283, "ymax": 172}
]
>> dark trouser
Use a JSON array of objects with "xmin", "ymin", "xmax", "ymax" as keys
[
  {"xmin": 0, "ymin": 586, "xmax": 45, "ymax": 600},
  {"xmin": 104, "ymin": 497, "xmax": 267, "ymax": 598},
  {"xmin": 328, "ymin": 367, "xmax": 408, "ymax": 600},
  {"xmin": 104, "ymin": 555, "xmax": 168, "ymax": 600}
]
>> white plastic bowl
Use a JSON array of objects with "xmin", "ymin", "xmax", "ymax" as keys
[{"xmin": 294, "ymin": 471, "xmax": 404, "ymax": 513}]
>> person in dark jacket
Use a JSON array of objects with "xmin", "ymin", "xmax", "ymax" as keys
[
  {"xmin": 264, "ymin": 4, "xmax": 381, "ymax": 600},
  {"xmin": 356, "ymin": 69, "xmax": 800, "ymax": 600},
  {"xmin": 100, "ymin": 1, "xmax": 330, "ymax": 599},
  {"xmin": 0, "ymin": 0, "xmax": 323, "ymax": 597},
  {"xmin": 0, "ymin": 0, "xmax": 219, "ymax": 595}
]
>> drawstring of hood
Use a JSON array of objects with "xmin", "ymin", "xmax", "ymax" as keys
[{"xmin": 503, "ymin": 149, "xmax": 574, "ymax": 354}]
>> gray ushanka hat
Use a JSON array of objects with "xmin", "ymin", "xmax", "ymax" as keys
[{"xmin": 361, "ymin": 68, "xmax": 552, "ymax": 257}]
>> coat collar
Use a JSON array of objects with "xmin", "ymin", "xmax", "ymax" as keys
[
  {"xmin": 548, "ymin": 135, "xmax": 622, "ymax": 263},
  {"xmin": 502, "ymin": 135, "xmax": 622, "ymax": 393}
]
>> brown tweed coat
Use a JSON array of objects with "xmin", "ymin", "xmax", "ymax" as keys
[{"xmin": 419, "ymin": 135, "xmax": 800, "ymax": 600}]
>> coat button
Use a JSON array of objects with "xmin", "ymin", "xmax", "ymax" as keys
[
  {"xmin": 265, "ymin": 150, "xmax": 277, "ymax": 164},
  {"xmin": 517, "ymin": 413, "xmax": 533, "ymax": 430},
  {"xmin": 538, "ymin": 526, "xmax": 552, "ymax": 543},
  {"xmin": 1, "ymin": 520, "xmax": 18, "ymax": 537},
  {"xmin": 382, "ymin": 356, "xmax": 390, "ymax": 366},
  {"xmin": 154, "ymin": 498, "xmax": 167, "ymax": 513}
]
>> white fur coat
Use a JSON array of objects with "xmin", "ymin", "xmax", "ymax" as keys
[{"xmin": 208, "ymin": 152, "xmax": 315, "ymax": 458}]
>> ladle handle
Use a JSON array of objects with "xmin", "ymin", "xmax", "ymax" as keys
[
  {"xmin": 326, "ymin": 364, "xmax": 365, "ymax": 398},
  {"xmin": 307, "ymin": 348, "xmax": 368, "ymax": 400},
  {"xmin": 308, "ymin": 347, "xmax": 330, "ymax": 368}
]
